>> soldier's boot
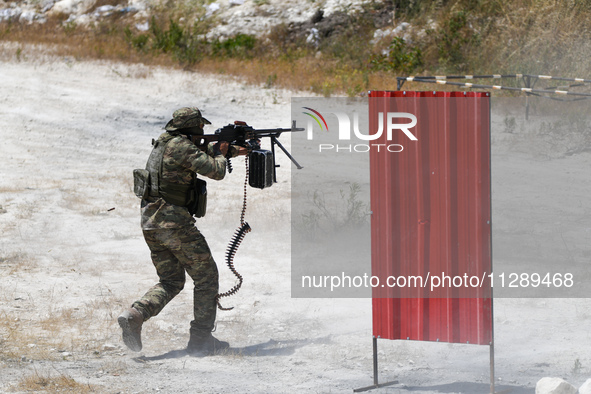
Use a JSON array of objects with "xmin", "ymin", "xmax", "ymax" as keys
[
  {"xmin": 186, "ymin": 332, "xmax": 229, "ymax": 356},
  {"xmin": 118, "ymin": 307, "xmax": 144, "ymax": 352}
]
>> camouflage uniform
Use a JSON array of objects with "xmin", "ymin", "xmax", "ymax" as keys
[{"xmin": 130, "ymin": 108, "xmax": 237, "ymax": 343}]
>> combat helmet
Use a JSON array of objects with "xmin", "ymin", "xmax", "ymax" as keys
[{"xmin": 165, "ymin": 107, "xmax": 211, "ymax": 133}]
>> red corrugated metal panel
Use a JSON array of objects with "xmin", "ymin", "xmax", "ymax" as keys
[{"xmin": 369, "ymin": 91, "xmax": 492, "ymax": 345}]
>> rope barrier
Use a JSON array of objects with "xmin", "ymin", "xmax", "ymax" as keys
[
  {"xmin": 395, "ymin": 73, "xmax": 591, "ymax": 118},
  {"xmin": 398, "ymin": 77, "xmax": 591, "ymax": 98},
  {"xmin": 396, "ymin": 74, "xmax": 591, "ymax": 98},
  {"xmin": 523, "ymin": 74, "xmax": 591, "ymax": 84},
  {"xmin": 400, "ymin": 74, "xmax": 591, "ymax": 83},
  {"xmin": 404, "ymin": 74, "xmax": 521, "ymax": 80}
]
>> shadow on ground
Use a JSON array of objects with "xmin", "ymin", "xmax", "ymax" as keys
[
  {"xmin": 133, "ymin": 336, "xmax": 332, "ymax": 362},
  {"xmin": 402, "ymin": 381, "xmax": 533, "ymax": 393}
]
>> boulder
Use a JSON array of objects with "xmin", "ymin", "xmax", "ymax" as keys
[
  {"xmin": 49, "ymin": 0, "xmax": 96, "ymax": 16},
  {"xmin": 0, "ymin": 7, "xmax": 22, "ymax": 22},
  {"xmin": 535, "ymin": 377, "xmax": 577, "ymax": 394},
  {"xmin": 579, "ymin": 378, "xmax": 591, "ymax": 394}
]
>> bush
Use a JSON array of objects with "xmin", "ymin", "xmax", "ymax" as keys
[
  {"xmin": 123, "ymin": 17, "xmax": 208, "ymax": 65},
  {"xmin": 428, "ymin": 10, "xmax": 481, "ymax": 72},
  {"xmin": 212, "ymin": 33, "xmax": 257, "ymax": 59},
  {"xmin": 370, "ymin": 37, "xmax": 423, "ymax": 74}
]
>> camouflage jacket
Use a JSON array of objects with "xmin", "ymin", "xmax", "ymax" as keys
[{"xmin": 140, "ymin": 132, "xmax": 237, "ymax": 230}]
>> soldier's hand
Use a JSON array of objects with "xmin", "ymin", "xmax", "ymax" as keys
[
  {"xmin": 215, "ymin": 141, "xmax": 229, "ymax": 156},
  {"xmin": 236, "ymin": 147, "xmax": 249, "ymax": 156}
]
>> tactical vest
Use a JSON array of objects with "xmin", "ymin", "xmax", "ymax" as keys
[
  {"xmin": 146, "ymin": 134, "xmax": 193, "ymax": 206},
  {"xmin": 146, "ymin": 134, "xmax": 207, "ymax": 218},
  {"xmin": 133, "ymin": 133, "xmax": 206, "ymax": 217}
]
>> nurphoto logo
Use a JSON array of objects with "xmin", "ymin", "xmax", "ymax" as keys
[{"xmin": 302, "ymin": 107, "xmax": 418, "ymax": 153}]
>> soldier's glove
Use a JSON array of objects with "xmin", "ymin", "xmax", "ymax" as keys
[
  {"xmin": 212, "ymin": 142, "xmax": 223, "ymax": 157},
  {"xmin": 213, "ymin": 141, "xmax": 230, "ymax": 157}
]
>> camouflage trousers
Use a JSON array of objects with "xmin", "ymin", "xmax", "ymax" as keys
[{"xmin": 132, "ymin": 226, "xmax": 219, "ymax": 335}]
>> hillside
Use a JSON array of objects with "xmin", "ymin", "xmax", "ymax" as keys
[{"xmin": 3, "ymin": 0, "xmax": 591, "ymax": 95}]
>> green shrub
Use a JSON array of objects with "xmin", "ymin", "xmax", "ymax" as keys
[
  {"xmin": 124, "ymin": 27, "xmax": 149, "ymax": 51},
  {"xmin": 429, "ymin": 10, "xmax": 481, "ymax": 72},
  {"xmin": 369, "ymin": 37, "xmax": 423, "ymax": 74},
  {"xmin": 150, "ymin": 17, "xmax": 184, "ymax": 53},
  {"xmin": 212, "ymin": 33, "xmax": 257, "ymax": 59},
  {"xmin": 124, "ymin": 17, "xmax": 207, "ymax": 65}
]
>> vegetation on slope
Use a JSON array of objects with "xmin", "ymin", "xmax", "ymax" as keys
[{"xmin": 2, "ymin": 0, "xmax": 591, "ymax": 95}]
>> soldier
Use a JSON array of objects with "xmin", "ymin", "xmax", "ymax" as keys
[{"xmin": 118, "ymin": 107, "xmax": 246, "ymax": 355}]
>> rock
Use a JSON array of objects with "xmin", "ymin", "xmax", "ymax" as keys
[
  {"xmin": 535, "ymin": 377, "xmax": 577, "ymax": 394},
  {"xmin": 306, "ymin": 27, "xmax": 319, "ymax": 46},
  {"xmin": 206, "ymin": 2, "xmax": 220, "ymax": 17},
  {"xmin": 95, "ymin": 5, "xmax": 114, "ymax": 13},
  {"xmin": 393, "ymin": 22, "xmax": 410, "ymax": 36},
  {"xmin": 310, "ymin": 9, "xmax": 323, "ymax": 23},
  {"xmin": 19, "ymin": 10, "xmax": 37, "ymax": 23},
  {"xmin": 102, "ymin": 343, "xmax": 117, "ymax": 351},
  {"xmin": 41, "ymin": 0, "xmax": 56, "ymax": 13},
  {"xmin": 0, "ymin": 7, "xmax": 22, "ymax": 22},
  {"xmin": 65, "ymin": 13, "xmax": 92, "ymax": 25},
  {"xmin": 128, "ymin": 0, "xmax": 147, "ymax": 12},
  {"xmin": 135, "ymin": 21, "xmax": 149, "ymax": 31},
  {"xmin": 49, "ymin": 0, "xmax": 96, "ymax": 16},
  {"xmin": 579, "ymin": 379, "xmax": 591, "ymax": 394}
]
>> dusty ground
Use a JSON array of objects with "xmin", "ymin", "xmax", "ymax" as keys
[{"xmin": 1, "ymin": 43, "xmax": 591, "ymax": 393}]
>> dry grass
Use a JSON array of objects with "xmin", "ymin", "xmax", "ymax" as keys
[
  {"xmin": 0, "ymin": 251, "xmax": 38, "ymax": 275},
  {"xmin": 191, "ymin": 57, "xmax": 400, "ymax": 96},
  {"xmin": 400, "ymin": 0, "xmax": 591, "ymax": 76},
  {"xmin": 1, "ymin": 17, "xmax": 171, "ymax": 65},
  {"xmin": 0, "ymin": 185, "xmax": 28, "ymax": 193},
  {"xmin": 14, "ymin": 368, "xmax": 98, "ymax": 393},
  {"xmin": 0, "ymin": 312, "xmax": 63, "ymax": 361},
  {"xmin": 480, "ymin": 1, "xmax": 591, "ymax": 77},
  {"xmin": 0, "ymin": 268, "xmax": 126, "ymax": 363},
  {"xmin": 0, "ymin": 303, "xmax": 122, "ymax": 363}
]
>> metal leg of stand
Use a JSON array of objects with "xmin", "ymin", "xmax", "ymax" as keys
[
  {"xmin": 490, "ymin": 341, "xmax": 495, "ymax": 394},
  {"xmin": 354, "ymin": 337, "xmax": 398, "ymax": 392},
  {"xmin": 524, "ymin": 76, "xmax": 531, "ymax": 121},
  {"xmin": 490, "ymin": 294, "xmax": 496, "ymax": 394},
  {"xmin": 373, "ymin": 336, "xmax": 378, "ymax": 386}
]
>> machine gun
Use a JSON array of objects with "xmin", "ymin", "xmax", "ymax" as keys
[
  {"xmin": 194, "ymin": 120, "xmax": 304, "ymax": 189},
  {"xmin": 194, "ymin": 120, "xmax": 303, "ymax": 310}
]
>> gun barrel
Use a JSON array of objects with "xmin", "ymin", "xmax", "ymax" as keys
[
  {"xmin": 253, "ymin": 127, "xmax": 305, "ymax": 132},
  {"xmin": 249, "ymin": 127, "xmax": 304, "ymax": 138},
  {"xmin": 203, "ymin": 126, "xmax": 304, "ymax": 140}
]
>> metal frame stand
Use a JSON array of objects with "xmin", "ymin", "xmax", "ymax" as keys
[
  {"xmin": 360, "ymin": 87, "xmax": 497, "ymax": 392},
  {"xmin": 353, "ymin": 337, "xmax": 398, "ymax": 392},
  {"xmin": 354, "ymin": 336, "xmax": 496, "ymax": 393}
]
